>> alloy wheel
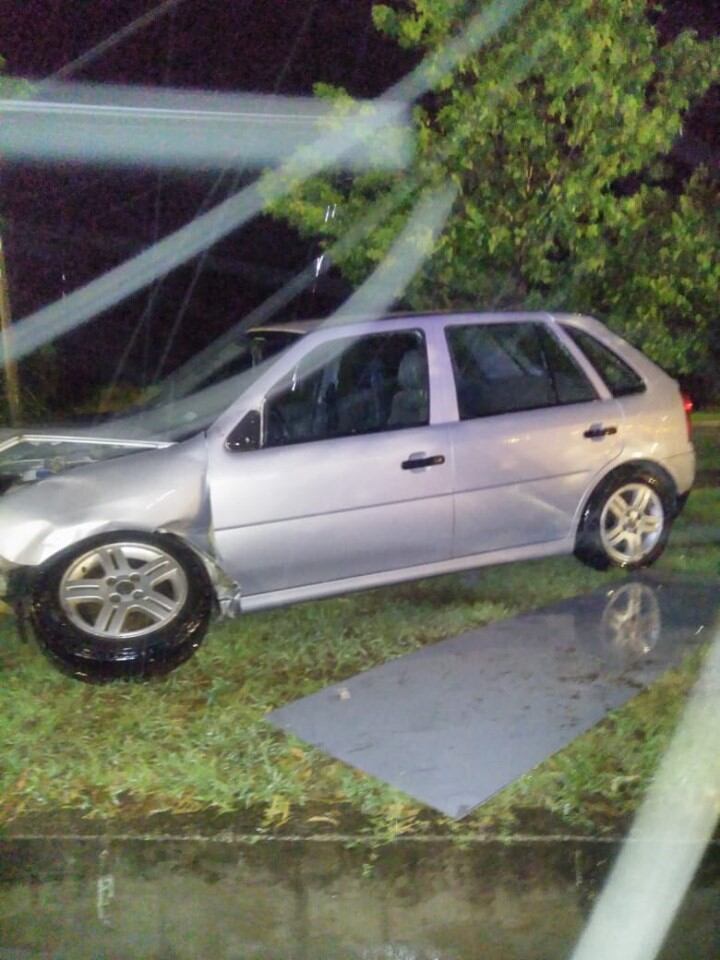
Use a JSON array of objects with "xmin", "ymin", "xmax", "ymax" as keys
[
  {"xmin": 599, "ymin": 483, "xmax": 665, "ymax": 566},
  {"xmin": 59, "ymin": 542, "xmax": 189, "ymax": 640}
]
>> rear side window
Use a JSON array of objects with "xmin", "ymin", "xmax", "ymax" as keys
[
  {"xmin": 562, "ymin": 326, "xmax": 645, "ymax": 397},
  {"xmin": 446, "ymin": 322, "xmax": 597, "ymax": 419}
]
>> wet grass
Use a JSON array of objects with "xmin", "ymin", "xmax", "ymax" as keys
[
  {"xmin": 692, "ymin": 410, "xmax": 720, "ymax": 423},
  {"xmin": 0, "ymin": 422, "xmax": 718, "ymax": 839},
  {"xmin": 693, "ymin": 422, "xmax": 720, "ymax": 483}
]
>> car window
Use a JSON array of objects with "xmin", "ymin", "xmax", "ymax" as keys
[
  {"xmin": 264, "ymin": 330, "xmax": 429, "ymax": 446},
  {"xmin": 446, "ymin": 322, "xmax": 596, "ymax": 419},
  {"xmin": 561, "ymin": 326, "xmax": 646, "ymax": 397},
  {"xmin": 538, "ymin": 325, "xmax": 599, "ymax": 404}
]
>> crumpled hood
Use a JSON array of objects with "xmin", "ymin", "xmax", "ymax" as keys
[
  {"xmin": 0, "ymin": 433, "xmax": 211, "ymax": 567},
  {"xmin": 0, "ymin": 423, "xmax": 173, "ymax": 491}
]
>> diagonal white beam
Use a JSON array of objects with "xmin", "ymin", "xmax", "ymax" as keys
[
  {"xmin": 50, "ymin": 0, "xmax": 193, "ymax": 82},
  {"xmin": 0, "ymin": 84, "xmax": 412, "ymax": 171},
  {"xmin": 571, "ymin": 624, "xmax": 720, "ymax": 960}
]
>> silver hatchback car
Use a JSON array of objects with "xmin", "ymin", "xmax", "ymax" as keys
[{"xmin": 0, "ymin": 311, "xmax": 695, "ymax": 679}]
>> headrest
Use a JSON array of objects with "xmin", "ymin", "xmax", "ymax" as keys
[{"xmin": 397, "ymin": 349, "xmax": 426, "ymax": 391}]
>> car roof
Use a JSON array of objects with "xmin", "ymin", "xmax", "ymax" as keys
[
  {"xmin": 248, "ymin": 319, "xmax": 322, "ymax": 336},
  {"xmin": 253, "ymin": 310, "xmax": 595, "ymax": 331}
]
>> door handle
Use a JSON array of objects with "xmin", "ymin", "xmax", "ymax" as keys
[
  {"xmin": 401, "ymin": 454, "xmax": 445, "ymax": 470},
  {"xmin": 583, "ymin": 425, "xmax": 618, "ymax": 439}
]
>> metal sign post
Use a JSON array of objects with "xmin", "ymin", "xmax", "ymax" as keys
[{"xmin": 0, "ymin": 233, "xmax": 21, "ymax": 424}]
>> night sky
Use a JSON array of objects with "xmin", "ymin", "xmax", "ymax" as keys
[
  {"xmin": 0, "ymin": 0, "xmax": 717, "ymax": 407},
  {"xmin": 1, "ymin": 0, "xmax": 416, "ymax": 403}
]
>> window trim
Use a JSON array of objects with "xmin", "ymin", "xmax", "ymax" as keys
[{"xmin": 535, "ymin": 323, "xmax": 600, "ymax": 406}]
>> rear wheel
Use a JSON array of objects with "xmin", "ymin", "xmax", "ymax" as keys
[
  {"xmin": 30, "ymin": 532, "xmax": 213, "ymax": 681},
  {"xmin": 575, "ymin": 468, "xmax": 675, "ymax": 570}
]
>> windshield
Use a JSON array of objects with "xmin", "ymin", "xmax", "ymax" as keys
[
  {"xmin": 90, "ymin": 327, "xmax": 305, "ymax": 442},
  {"xmin": 148, "ymin": 328, "xmax": 302, "ymax": 407}
]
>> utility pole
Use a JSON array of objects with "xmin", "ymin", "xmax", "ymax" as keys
[{"xmin": 0, "ymin": 233, "xmax": 22, "ymax": 425}]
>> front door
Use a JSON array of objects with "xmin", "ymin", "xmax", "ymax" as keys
[{"xmin": 207, "ymin": 328, "xmax": 453, "ymax": 598}]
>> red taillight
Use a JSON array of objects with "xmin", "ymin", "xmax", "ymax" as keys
[{"xmin": 681, "ymin": 391, "xmax": 693, "ymax": 441}]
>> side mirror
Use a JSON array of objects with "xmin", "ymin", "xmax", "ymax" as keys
[{"xmin": 226, "ymin": 410, "xmax": 261, "ymax": 452}]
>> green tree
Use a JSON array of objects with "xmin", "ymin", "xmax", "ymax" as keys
[{"xmin": 271, "ymin": 0, "xmax": 720, "ymax": 385}]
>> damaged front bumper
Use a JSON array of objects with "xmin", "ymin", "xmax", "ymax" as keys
[
  {"xmin": 0, "ymin": 557, "xmax": 37, "ymax": 642},
  {"xmin": 0, "ymin": 555, "xmax": 41, "ymax": 606},
  {"xmin": 0, "ymin": 555, "xmax": 17, "ymax": 601}
]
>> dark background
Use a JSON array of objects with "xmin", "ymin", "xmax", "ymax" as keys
[{"xmin": 0, "ymin": 0, "xmax": 716, "ymax": 410}]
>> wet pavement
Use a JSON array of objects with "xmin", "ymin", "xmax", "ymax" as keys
[
  {"xmin": 1, "ymin": 835, "xmax": 718, "ymax": 959},
  {"xmin": 269, "ymin": 575, "xmax": 718, "ymax": 818}
]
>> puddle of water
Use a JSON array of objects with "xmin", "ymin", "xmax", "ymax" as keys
[
  {"xmin": 1, "ymin": 838, "xmax": 718, "ymax": 959},
  {"xmin": 268, "ymin": 576, "xmax": 718, "ymax": 818}
]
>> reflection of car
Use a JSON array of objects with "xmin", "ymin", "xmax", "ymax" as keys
[
  {"xmin": 600, "ymin": 581, "xmax": 662, "ymax": 661},
  {"xmin": 0, "ymin": 312, "xmax": 695, "ymax": 679}
]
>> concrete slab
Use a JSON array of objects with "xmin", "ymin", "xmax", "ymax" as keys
[{"xmin": 267, "ymin": 576, "xmax": 718, "ymax": 818}]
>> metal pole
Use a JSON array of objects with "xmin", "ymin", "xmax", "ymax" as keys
[{"xmin": 0, "ymin": 233, "xmax": 22, "ymax": 424}]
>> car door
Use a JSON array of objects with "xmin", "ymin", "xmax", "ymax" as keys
[
  {"xmin": 444, "ymin": 319, "xmax": 625, "ymax": 557},
  {"xmin": 206, "ymin": 325, "xmax": 453, "ymax": 598}
]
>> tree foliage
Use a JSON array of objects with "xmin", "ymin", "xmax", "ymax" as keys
[{"xmin": 270, "ymin": 0, "xmax": 720, "ymax": 382}]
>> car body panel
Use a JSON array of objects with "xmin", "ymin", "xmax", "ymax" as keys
[
  {"xmin": 239, "ymin": 536, "xmax": 572, "ymax": 612},
  {"xmin": 0, "ymin": 435, "xmax": 210, "ymax": 568},
  {"xmin": 555, "ymin": 314, "xmax": 695, "ymax": 492},
  {"xmin": 209, "ymin": 424, "xmax": 453, "ymax": 595},
  {"xmin": 447, "ymin": 401, "xmax": 625, "ymax": 556}
]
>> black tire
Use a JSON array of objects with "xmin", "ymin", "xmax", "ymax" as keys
[
  {"xmin": 674, "ymin": 490, "xmax": 690, "ymax": 518},
  {"xmin": 575, "ymin": 465, "xmax": 676, "ymax": 571},
  {"xmin": 30, "ymin": 532, "xmax": 213, "ymax": 682}
]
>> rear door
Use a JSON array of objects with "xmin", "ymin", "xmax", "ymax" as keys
[{"xmin": 444, "ymin": 319, "xmax": 624, "ymax": 557}]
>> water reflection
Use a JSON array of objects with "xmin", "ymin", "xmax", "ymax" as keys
[{"xmin": 601, "ymin": 582, "xmax": 661, "ymax": 663}]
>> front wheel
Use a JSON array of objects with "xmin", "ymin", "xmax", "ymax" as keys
[
  {"xmin": 30, "ymin": 533, "xmax": 213, "ymax": 681},
  {"xmin": 575, "ymin": 468, "xmax": 675, "ymax": 571}
]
